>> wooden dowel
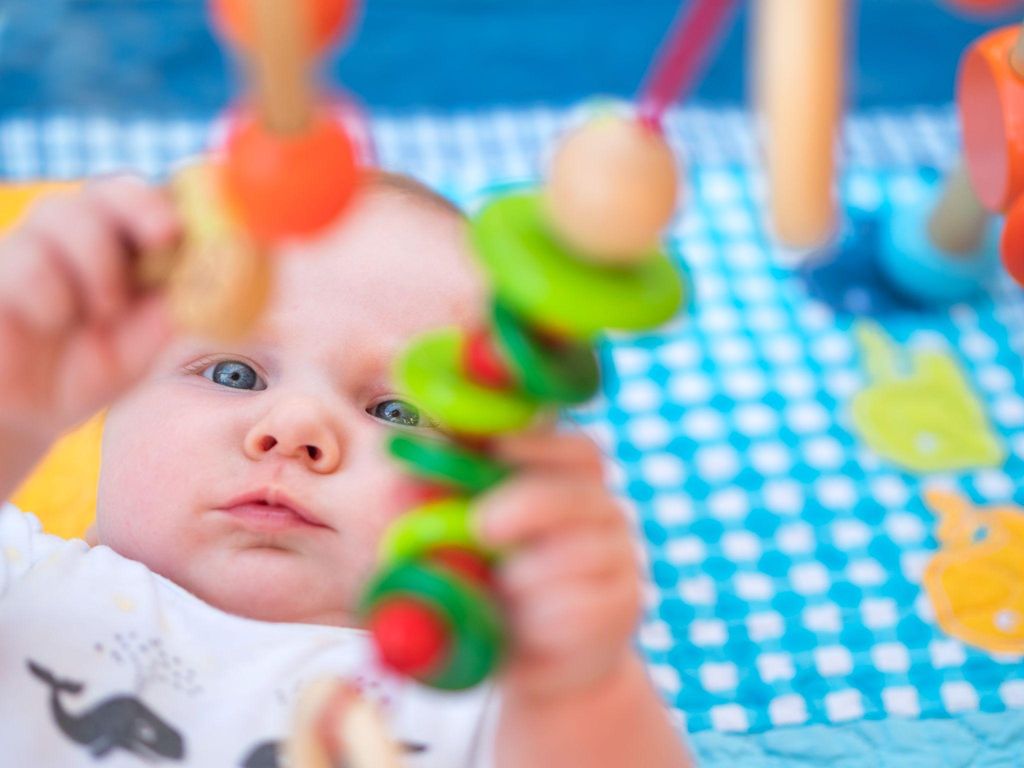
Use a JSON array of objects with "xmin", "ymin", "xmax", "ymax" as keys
[
  {"xmin": 927, "ymin": 162, "xmax": 989, "ymax": 256},
  {"xmin": 755, "ymin": 0, "xmax": 844, "ymax": 249},
  {"xmin": 249, "ymin": 0, "xmax": 314, "ymax": 135}
]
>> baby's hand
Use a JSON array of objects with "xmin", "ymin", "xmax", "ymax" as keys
[
  {"xmin": 0, "ymin": 177, "xmax": 180, "ymax": 444},
  {"xmin": 478, "ymin": 431, "xmax": 643, "ymax": 700}
]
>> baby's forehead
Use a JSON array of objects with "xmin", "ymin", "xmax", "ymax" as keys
[{"xmin": 268, "ymin": 180, "xmax": 485, "ymax": 339}]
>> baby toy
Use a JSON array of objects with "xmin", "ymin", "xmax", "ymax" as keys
[
  {"xmin": 138, "ymin": 0, "xmax": 364, "ymax": 342},
  {"xmin": 959, "ymin": 21, "xmax": 1024, "ymax": 284},
  {"xmin": 355, "ymin": 0, "xmax": 740, "ymax": 692}
]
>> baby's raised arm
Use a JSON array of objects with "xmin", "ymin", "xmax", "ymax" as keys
[{"xmin": 0, "ymin": 177, "xmax": 181, "ymax": 500}]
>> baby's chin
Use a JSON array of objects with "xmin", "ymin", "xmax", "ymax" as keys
[{"xmin": 175, "ymin": 549, "xmax": 356, "ymax": 627}]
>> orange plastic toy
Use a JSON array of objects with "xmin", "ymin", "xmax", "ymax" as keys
[
  {"xmin": 222, "ymin": 109, "xmax": 361, "ymax": 243},
  {"xmin": 957, "ymin": 25, "xmax": 1024, "ymax": 213}
]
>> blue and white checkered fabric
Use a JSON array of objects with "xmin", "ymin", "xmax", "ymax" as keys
[{"xmin": 2, "ymin": 106, "xmax": 1023, "ymax": 738}]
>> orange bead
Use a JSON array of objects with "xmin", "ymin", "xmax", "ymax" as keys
[
  {"xmin": 211, "ymin": 0, "xmax": 355, "ymax": 53},
  {"xmin": 1001, "ymin": 193, "xmax": 1024, "ymax": 284},
  {"xmin": 221, "ymin": 108, "xmax": 362, "ymax": 243},
  {"xmin": 958, "ymin": 25, "xmax": 1024, "ymax": 213}
]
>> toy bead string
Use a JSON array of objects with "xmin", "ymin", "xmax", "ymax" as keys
[{"xmin": 636, "ymin": 0, "xmax": 741, "ymax": 132}]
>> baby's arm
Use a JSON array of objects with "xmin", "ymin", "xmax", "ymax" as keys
[
  {"xmin": 0, "ymin": 178, "xmax": 180, "ymax": 500},
  {"xmin": 478, "ymin": 432, "xmax": 691, "ymax": 767}
]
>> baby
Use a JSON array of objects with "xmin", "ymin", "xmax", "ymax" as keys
[{"xmin": 0, "ymin": 172, "xmax": 690, "ymax": 766}]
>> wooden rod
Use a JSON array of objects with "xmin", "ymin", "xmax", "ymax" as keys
[{"xmin": 249, "ymin": 0, "xmax": 315, "ymax": 134}]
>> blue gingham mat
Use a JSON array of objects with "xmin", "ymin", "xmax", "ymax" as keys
[{"xmin": 3, "ymin": 107, "xmax": 1024, "ymax": 764}]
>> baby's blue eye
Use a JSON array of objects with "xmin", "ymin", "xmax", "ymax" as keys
[
  {"xmin": 203, "ymin": 360, "xmax": 266, "ymax": 391},
  {"xmin": 370, "ymin": 399, "xmax": 423, "ymax": 427}
]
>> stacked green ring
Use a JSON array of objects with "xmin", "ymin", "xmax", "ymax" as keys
[
  {"xmin": 471, "ymin": 192, "xmax": 686, "ymax": 339},
  {"xmin": 490, "ymin": 299, "xmax": 600, "ymax": 404},
  {"xmin": 361, "ymin": 561, "xmax": 503, "ymax": 690},
  {"xmin": 388, "ymin": 432, "xmax": 510, "ymax": 495},
  {"xmin": 381, "ymin": 496, "xmax": 491, "ymax": 564},
  {"xmin": 397, "ymin": 328, "xmax": 541, "ymax": 436}
]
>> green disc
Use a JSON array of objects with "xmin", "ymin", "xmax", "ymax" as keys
[
  {"xmin": 380, "ymin": 496, "xmax": 490, "ymax": 564},
  {"xmin": 361, "ymin": 561, "xmax": 504, "ymax": 690},
  {"xmin": 388, "ymin": 432, "xmax": 510, "ymax": 495},
  {"xmin": 490, "ymin": 299, "xmax": 600, "ymax": 404},
  {"xmin": 471, "ymin": 191, "xmax": 686, "ymax": 339},
  {"xmin": 396, "ymin": 328, "xmax": 541, "ymax": 436}
]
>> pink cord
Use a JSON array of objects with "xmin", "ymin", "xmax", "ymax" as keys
[{"xmin": 637, "ymin": 0, "xmax": 741, "ymax": 132}]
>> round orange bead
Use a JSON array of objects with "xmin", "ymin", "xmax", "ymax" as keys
[
  {"xmin": 211, "ymin": 0, "xmax": 355, "ymax": 53},
  {"xmin": 221, "ymin": 108, "xmax": 362, "ymax": 243},
  {"xmin": 958, "ymin": 25, "xmax": 1024, "ymax": 213}
]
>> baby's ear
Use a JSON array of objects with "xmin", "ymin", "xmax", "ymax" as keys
[{"xmin": 83, "ymin": 524, "xmax": 99, "ymax": 547}]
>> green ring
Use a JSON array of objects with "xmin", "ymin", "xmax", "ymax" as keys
[
  {"xmin": 397, "ymin": 328, "xmax": 541, "ymax": 435},
  {"xmin": 388, "ymin": 432, "xmax": 510, "ymax": 495},
  {"xmin": 380, "ymin": 496, "xmax": 489, "ymax": 564},
  {"xmin": 361, "ymin": 561, "xmax": 503, "ymax": 690},
  {"xmin": 490, "ymin": 299, "xmax": 600, "ymax": 404},
  {"xmin": 471, "ymin": 191, "xmax": 686, "ymax": 339}
]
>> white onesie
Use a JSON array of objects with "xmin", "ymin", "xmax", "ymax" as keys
[{"xmin": 0, "ymin": 503, "xmax": 497, "ymax": 767}]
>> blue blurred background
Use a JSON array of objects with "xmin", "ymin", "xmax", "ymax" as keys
[{"xmin": 0, "ymin": 0, "xmax": 1021, "ymax": 118}]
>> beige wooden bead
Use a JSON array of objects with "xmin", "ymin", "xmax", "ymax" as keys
[
  {"xmin": 166, "ymin": 163, "xmax": 271, "ymax": 341},
  {"xmin": 284, "ymin": 677, "xmax": 405, "ymax": 768},
  {"xmin": 544, "ymin": 114, "xmax": 680, "ymax": 264}
]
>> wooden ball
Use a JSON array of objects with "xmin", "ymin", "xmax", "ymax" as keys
[
  {"xmin": 167, "ymin": 164, "xmax": 272, "ymax": 341},
  {"xmin": 544, "ymin": 115, "xmax": 680, "ymax": 264}
]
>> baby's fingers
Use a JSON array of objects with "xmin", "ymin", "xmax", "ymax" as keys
[
  {"xmin": 476, "ymin": 474, "xmax": 625, "ymax": 547},
  {"xmin": 509, "ymin": 576, "xmax": 641, "ymax": 658},
  {"xmin": 0, "ymin": 229, "xmax": 80, "ymax": 333},
  {"xmin": 491, "ymin": 429, "xmax": 606, "ymax": 480},
  {"xmin": 499, "ymin": 525, "xmax": 638, "ymax": 597},
  {"xmin": 21, "ymin": 192, "xmax": 132, "ymax": 324},
  {"xmin": 87, "ymin": 176, "xmax": 181, "ymax": 256}
]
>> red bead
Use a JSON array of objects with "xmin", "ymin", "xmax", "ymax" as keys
[
  {"xmin": 368, "ymin": 598, "xmax": 449, "ymax": 677},
  {"xmin": 392, "ymin": 479, "xmax": 455, "ymax": 510},
  {"xmin": 211, "ymin": 0, "xmax": 356, "ymax": 53},
  {"xmin": 222, "ymin": 107, "xmax": 362, "ymax": 243},
  {"xmin": 426, "ymin": 547, "xmax": 495, "ymax": 590},
  {"xmin": 463, "ymin": 327, "xmax": 516, "ymax": 390}
]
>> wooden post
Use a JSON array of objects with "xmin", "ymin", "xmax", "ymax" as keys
[
  {"xmin": 249, "ymin": 0, "xmax": 314, "ymax": 134},
  {"xmin": 755, "ymin": 0, "xmax": 844, "ymax": 249}
]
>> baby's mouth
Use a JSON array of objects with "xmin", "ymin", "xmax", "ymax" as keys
[{"xmin": 216, "ymin": 489, "xmax": 331, "ymax": 532}]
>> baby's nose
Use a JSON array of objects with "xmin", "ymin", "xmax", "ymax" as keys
[{"xmin": 244, "ymin": 397, "xmax": 343, "ymax": 474}]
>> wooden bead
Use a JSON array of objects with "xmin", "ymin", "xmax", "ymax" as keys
[
  {"xmin": 284, "ymin": 678, "xmax": 403, "ymax": 768},
  {"xmin": 167, "ymin": 163, "xmax": 271, "ymax": 341},
  {"xmin": 958, "ymin": 25, "xmax": 1024, "ymax": 213},
  {"xmin": 544, "ymin": 115, "xmax": 679, "ymax": 264}
]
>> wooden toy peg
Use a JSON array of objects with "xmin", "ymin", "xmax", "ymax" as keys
[
  {"xmin": 755, "ymin": 0, "xmax": 844, "ymax": 249},
  {"xmin": 250, "ymin": 0, "xmax": 315, "ymax": 134}
]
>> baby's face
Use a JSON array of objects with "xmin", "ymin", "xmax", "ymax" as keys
[{"xmin": 98, "ymin": 183, "xmax": 483, "ymax": 626}]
